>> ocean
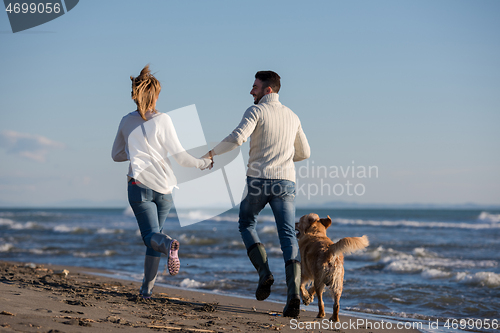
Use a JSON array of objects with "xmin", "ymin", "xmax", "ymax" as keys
[{"xmin": 1, "ymin": 207, "xmax": 499, "ymax": 330}]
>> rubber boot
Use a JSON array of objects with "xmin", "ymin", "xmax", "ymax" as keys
[
  {"xmin": 283, "ymin": 260, "xmax": 301, "ymax": 318},
  {"xmin": 247, "ymin": 243, "xmax": 274, "ymax": 301},
  {"xmin": 140, "ymin": 255, "xmax": 160, "ymax": 298},
  {"xmin": 150, "ymin": 233, "xmax": 173, "ymax": 255},
  {"xmin": 150, "ymin": 233, "xmax": 180, "ymax": 275}
]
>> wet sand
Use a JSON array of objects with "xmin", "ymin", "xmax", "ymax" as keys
[{"xmin": 0, "ymin": 261, "xmax": 421, "ymax": 332}]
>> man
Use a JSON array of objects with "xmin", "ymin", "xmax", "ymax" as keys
[{"xmin": 204, "ymin": 71, "xmax": 310, "ymax": 317}]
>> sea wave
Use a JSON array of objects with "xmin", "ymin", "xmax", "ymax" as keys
[
  {"xmin": 268, "ymin": 246, "xmax": 283, "ymax": 255},
  {"xmin": 179, "ymin": 278, "xmax": 205, "ymax": 289},
  {"xmin": 178, "ymin": 233, "xmax": 218, "ymax": 246},
  {"xmin": 455, "ymin": 271, "xmax": 500, "ymax": 288},
  {"xmin": 29, "ymin": 248, "xmax": 64, "ymax": 255},
  {"xmin": 178, "ymin": 278, "xmax": 239, "ymax": 292},
  {"xmin": 0, "ymin": 243, "xmax": 14, "ymax": 252},
  {"xmin": 123, "ymin": 206, "xmax": 135, "ymax": 217},
  {"xmin": 175, "ymin": 210, "xmax": 240, "ymax": 223},
  {"xmin": 12, "ymin": 221, "xmax": 42, "ymax": 230},
  {"xmin": 53, "ymin": 225, "xmax": 88, "ymax": 233},
  {"xmin": 477, "ymin": 211, "xmax": 500, "ymax": 223},
  {"xmin": 357, "ymin": 246, "xmax": 498, "ymax": 277},
  {"xmin": 368, "ymin": 246, "xmax": 500, "ymax": 289},
  {"xmin": 0, "ymin": 218, "xmax": 15, "ymax": 227},
  {"xmin": 73, "ymin": 250, "xmax": 116, "ymax": 258},
  {"xmin": 97, "ymin": 228, "xmax": 124, "ymax": 234},
  {"xmin": 0, "ymin": 218, "xmax": 44, "ymax": 230},
  {"xmin": 0, "ymin": 211, "xmax": 63, "ymax": 218},
  {"xmin": 344, "ymin": 306, "xmax": 436, "ymax": 323},
  {"xmin": 333, "ymin": 218, "xmax": 500, "ymax": 230},
  {"xmin": 1, "ymin": 217, "xmax": 128, "ymax": 234},
  {"xmin": 420, "ymin": 268, "xmax": 452, "ymax": 279},
  {"xmin": 261, "ymin": 225, "xmax": 277, "ymax": 234}
]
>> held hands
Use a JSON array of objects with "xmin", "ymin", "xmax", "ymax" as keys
[{"xmin": 200, "ymin": 150, "xmax": 214, "ymax": 170}]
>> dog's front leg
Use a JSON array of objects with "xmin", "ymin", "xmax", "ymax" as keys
[
  {"xmin": 305, "ymin": 285, "xmax": 316, "ymax": 305},
  {"xmin": 300, "ymin": 282, "xmax": 312, "ymax": 305},
  {"xmin": 300, "ymin": 279, "xmax": 314, "ymax": 305}
]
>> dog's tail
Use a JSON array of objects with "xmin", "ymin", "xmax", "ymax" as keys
[{"xmin": 329, "ymin": 235, "xmax": 369, "ymax": 257}]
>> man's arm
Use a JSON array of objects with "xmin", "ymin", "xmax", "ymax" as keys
[
  {"xmin": 209, "ymin": 106, "xmax": 259, "ymax": 157},
  {"xmin": 293, "ymin": 123, "xmax": 311, "ymax": 162}
]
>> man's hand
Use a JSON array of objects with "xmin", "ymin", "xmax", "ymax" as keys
[
  {"xmin": 201, "ymin": 150, "xmax": 214, "ymax": 170},
  {"xmin": 201, "ymin": 150, "xmax": 212, "ymax": 160}
]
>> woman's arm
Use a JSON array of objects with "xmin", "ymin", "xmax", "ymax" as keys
[
  {"xmin": 111, "ymin": 118, "xmax": 128, "ymax": 162},
  {"xmin": 160, "ymin": 115, "xmax": 212, "ymax": 169}
]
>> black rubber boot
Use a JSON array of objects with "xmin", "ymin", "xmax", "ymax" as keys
[
  {"xmin": 247, "ymin": 243, "xmax": 274, "ymax": 301},
  {"xmin": 283, "ymin": 260, "xmax": 301, "ymax": 318}
]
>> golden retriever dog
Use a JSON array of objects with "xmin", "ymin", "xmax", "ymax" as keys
[{"xmin": 296, "ymin": 213, "xmax": 369, "ymax": 322}]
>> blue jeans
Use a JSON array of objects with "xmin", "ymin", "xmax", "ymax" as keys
[
  {"xmin": 239, "ymin": 177, "xmax": 300, "ymax": 263},
  {"xmin": 128, "ymin": 180, "xmax": 174, "ymax": 257}
]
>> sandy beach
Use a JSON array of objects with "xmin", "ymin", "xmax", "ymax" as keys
[{"xmin": 0, "ymin": 261, "xmax": 423, "ymax": 333}]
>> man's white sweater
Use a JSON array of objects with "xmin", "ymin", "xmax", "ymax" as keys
[{"xmin": 213, "ymin": 93, "xmax": 310, "ymax": 182}]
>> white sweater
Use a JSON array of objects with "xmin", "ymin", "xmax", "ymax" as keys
[
  {"xmin": 212, "ymin": 93, "xmax": 310, "ymax": 182},
  {"xmin": 112, "ymin": 111, "xmax": 211, "ymax": 194}
]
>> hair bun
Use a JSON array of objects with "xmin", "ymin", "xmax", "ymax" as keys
[{"xmin": 139, "ymin": 64, "xmax": 151, "ymax": 79}]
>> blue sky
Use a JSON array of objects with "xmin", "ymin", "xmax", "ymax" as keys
[{"xmin": 0, "ymin": 0, "xmax": 499, "ymax": 207}]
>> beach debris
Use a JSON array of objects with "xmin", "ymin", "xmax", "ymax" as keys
[
  {"xmin": 146, "ymin": 325, "xmax": 215, "ymax": 333},
  {"xmin": 105, "ymin": 315, "xmax": 133, "ymax": 326},
  {"xmin": 62, "ymin": 318, "xmax": 92, "ymax": 327},
  {"xmin": 64, "ymin": 299, "xmax": 93, "ymax": 307},
  {"xmin": 201, "ymin": 302, "xmax": 218, "ymax": 312},
  {"xmin": 268, "ymin": 311, "xmax": 281, "ymax": 317},
  {"xmin": 252, "ymin": 306, "xmax": 257, "ymax": 312},
  {"xmin": 25, "ymin": 263, "xmax": 37, "ymax": 269},
  {"xmin": 60, "ymin": 310, "xmax": 84, "ymax": 315},
  {"xmin": 160, "ymin": 295, "xmax": 185, "ymax": 301},
  {"xmin": 57, "ymin": 315, "xmax": 96, "ymax": 323},
  {"xmin": 0, "ymin": 311, "xmax": 15, "ymax": 316},
  {"xmin": 106, "ymin": 315, "xmax": 123, "ymax": 324},
  {"xmin": 260, "ymin": 323, "xmax": 284, "ymax": 330},
  {"xmin": 53, "ymin": 269, "xmax": 70, "ymax": 277}
]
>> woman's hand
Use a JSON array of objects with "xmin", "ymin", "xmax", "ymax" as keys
[{"xmin": 201, "ymin": 150, "xmax": 214, "ymax": 170}]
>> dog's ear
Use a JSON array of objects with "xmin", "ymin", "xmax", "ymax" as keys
[{"xmin": 320, "ymin": 216, "xmax": 332, "ymax": 229}]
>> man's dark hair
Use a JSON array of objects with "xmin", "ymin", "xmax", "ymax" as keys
[{"xmin": 255, "ymin": 71, "xmax": 281, "ymax": 93}]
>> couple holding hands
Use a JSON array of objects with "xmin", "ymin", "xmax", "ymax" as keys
[{"xmin": 112, "ymin": 65, "xmax": 310, "ymax": 317}]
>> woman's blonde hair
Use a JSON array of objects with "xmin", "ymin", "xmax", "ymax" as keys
[{"xmin": 130, "ymin": 65, "xmax": 161, "ymax": 120}]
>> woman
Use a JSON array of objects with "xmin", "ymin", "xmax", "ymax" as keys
[{"xmin": 112, "ymin": 65, "xmax": 212, "ymax": 298}]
